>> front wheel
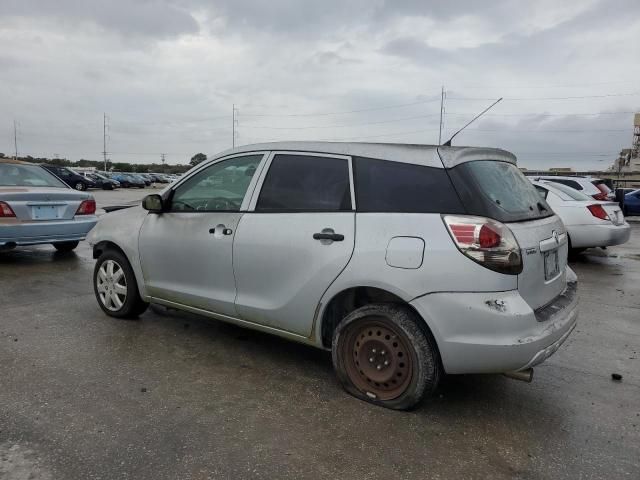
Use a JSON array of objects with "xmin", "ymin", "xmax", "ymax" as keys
[
  {"xmin": 332, "ymin": 304, "xmax": 441, "ymax": 410},
  {"xmin": 94, "ymin": 249, "xmax": 148, "ymax": 318},
  {"xmin": 52, "ymin": 241, "xmax": 79, "ymax": 252}
]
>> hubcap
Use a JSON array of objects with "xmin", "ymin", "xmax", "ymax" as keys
[
  {"xmin": 341, "ymin": 318, "xmax": 413, "ymax": 401},
  {"xmin": 96, "ymin": 260, "xmax": 127, "ymax": 311}
]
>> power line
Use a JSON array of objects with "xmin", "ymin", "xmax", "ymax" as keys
[
  {"xmin": 240, "ymin": 113, "xmax": 442, "ymax": 130},
  {"xmin": 239, "ymin": 97, "xmax": 441, "ymax": 117},
  {"xmin": 444, "ymin": 111, "xmax": 636, "ymax": 117},
  {"xmin": 447, "ymin": 92, "xmax": 640, "ymax": 101}
]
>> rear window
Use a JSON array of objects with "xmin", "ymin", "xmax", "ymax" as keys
[
  {"xmin": 593, "ymin": 181, "xmax": 611, "ymax": 194},
  {"xmin": 0, "ymin": 163, "xmax": 67, "ymax": 188},
  {"xmin": 353, "ymin": 157, "xmax": 464, "ymax": 213},
  {"xmin": 544, "ymin": 181, "xmax": 593, "ymax": 201},
  {"xmin": 546, "ymin": 178, "xmax": 583, "ymax": 190},
  {"xmin": 448, "ymin": 160, "xmax": 553, "ymax": 223}
]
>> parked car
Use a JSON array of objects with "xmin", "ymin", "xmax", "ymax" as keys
[
  {"xmin": 88, "ymin": 142, "xmax": 578, "ymax": 410},
  {"xmin": 532, "ymin": 180, "xmax": 630, "ymax": 253},
  {"xmin": 110, "ymin": 173, "xmax": 145, "ymax": 188},
  {"xmin": 130, "ymin": 174, "xmax": 151, "ymax": 187},
  {"xmin": 527, "ymin": 175, "xmax": 612, "ymax": 201},
  {"xmin": 40, "ymin": 164, "xmax": 96, "ymax": 191},
  {"xmin": 623, "ymin": 189, "xmax": 640, "ymax": 216},
  {"xmin": 79, "ymin": 171, "xmax": 120, "ymax": 190},
  {"xmin": 1, "ymin": 159, "xmax": 97, "ymax": 252},
  {"xmin": 149, "ymin": 173, "xmax": 170, "ymax": 183}
]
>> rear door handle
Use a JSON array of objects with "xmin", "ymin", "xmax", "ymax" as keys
[{"xmin": 313, "ymin": 232, "xmax": 344, "ymax": 241}]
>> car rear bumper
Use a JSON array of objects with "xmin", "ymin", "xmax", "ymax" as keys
[
  {"xmin": 569, "ymin": 223, "xmax": 631, "ymax": 248},
  {"xmin": 410, "ymin": 267, "xmax": 578, "ymax": 374},
  {"xmin": 0, "ymin": 216, "xmax": 97, "ymax": 247}
]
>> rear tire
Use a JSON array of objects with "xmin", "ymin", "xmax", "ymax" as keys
[
  {"xmin": 94, "ymin": 249, "xmax": 148, "ymax": 319},
  {"xmin": 332, "ymin": 304, "xmax": 441, "ymax": 410},
  {"xmin": 74, "ymin": 182, "xmax": 86, "ymax": 191},
  {"xmin": 52, "ymin": 241, "xmax": 79, "ymax": 252}
]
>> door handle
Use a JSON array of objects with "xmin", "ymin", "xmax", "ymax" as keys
[
  {"xmin": 209, "ymin": 226, "xmax": 233, "ymax": 235},
  {"xmin": 313, "ymin": 232, "xmax": 344, "ymax": 241}
]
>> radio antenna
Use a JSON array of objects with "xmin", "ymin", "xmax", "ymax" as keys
[{"xmin": 442, "ymin": 97, "xmax": 502, "ymax": 147}]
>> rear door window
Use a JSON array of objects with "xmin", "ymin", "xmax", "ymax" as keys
[
  {"xmin": 256, "ymin": 154, "xmax": 351, "ymax": 212},
  {"xmin": 548, "ymin": 179, "xmax": 583, "ymax": 190},
  {"xmin": 449, "ymin": 160, "xmax": 553, "ymax": 223},
  {"xmin": 353, "ymin": 157, "xmax": 464, "ymax": 213}
]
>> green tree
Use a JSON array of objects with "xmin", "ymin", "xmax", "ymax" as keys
[{"xmin": 190, "ymin": 153, "xmax": 207, "ymax": 166}]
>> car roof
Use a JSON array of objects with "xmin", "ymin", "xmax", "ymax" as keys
[{"xmin": 210, "ymin": 142, "xmax": 517, "ymax": 168}]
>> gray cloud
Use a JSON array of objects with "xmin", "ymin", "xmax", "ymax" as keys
[{"xmin": 0, "ymin": 0, "xmax": 639, "ymax": 169}]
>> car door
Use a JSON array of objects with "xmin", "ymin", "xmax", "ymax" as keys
[
  {"xmin": 233, "ymin": 152, "xmax": 356, "ymax": 336},
  {"xmin": 138, "ymin": 153, "xmax": 267, "ymax": 316}
]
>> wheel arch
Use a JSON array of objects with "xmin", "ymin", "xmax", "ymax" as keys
[
  {"xmin": 318, "ymin": 285, "xmax": 439, "ymax": 351},
  {"xmin": 92, "ymin": 240, "xmax": 148, "ymax": 299}
]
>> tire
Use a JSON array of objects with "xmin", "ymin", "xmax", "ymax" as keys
[
  {"xmin": 94, "ymin": 249, "xmax": 148, "ymax": 319},
  {"xmin": 74, "ymin": 182, "xmax": 86, "ymax": 191},
  {"xmin": 332, "ymin": 304, "xmax": 441, "ymax": 410},
  {"xmin": 52, "ymin": 241, "xmax": 79, "ymax": 252}
]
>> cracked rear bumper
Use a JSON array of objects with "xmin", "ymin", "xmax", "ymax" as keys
[{"xmin": 410, "ymin": 268, "xmax": 578, "ymax": 374}]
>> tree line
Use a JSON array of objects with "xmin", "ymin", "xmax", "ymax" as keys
[{"xmin": 0, "ymin": 152, "xmax": 210, "ymax": 174}]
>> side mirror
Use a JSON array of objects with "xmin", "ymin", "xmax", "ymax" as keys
[{"xmin": 142, "ymin": 194, "xmax": 164, "ymax": 213}]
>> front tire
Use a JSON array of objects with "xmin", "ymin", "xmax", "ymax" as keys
[
  {"xmin": 52, "ymin": 241, "xmax": 79, "ymax": 252},
  {"xmin": 94, "ymin": 249, "xmax": 148, "ymax": 319},
  {"xmin": 332, "ymin": 304, "xmax": 441, "ymax": 410}
]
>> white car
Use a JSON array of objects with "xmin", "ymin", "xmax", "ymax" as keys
[
  {"xmin": 88, "ymin": 142, "xmax": 578, "ymax": 410},
  {"xmin": 528, "ymin": 175, "xmax": 612, "ymax": 201},
  {"xmin": 532, "ymin": 180, "xmax": 630, "ymax": 252}
]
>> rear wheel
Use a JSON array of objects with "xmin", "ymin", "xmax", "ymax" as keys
[
  {"xmin": 332, "ymin": 304, "xmax": 441, "ymax": 410},
  {"xmin": 52, "ymin": 241, "xmax": 79, "ymax": 252},
  {"xmin": 94, "ymin": 249, "xmax": 148, "ymax": 318},
  {"xmin": 74, "ymin": 181, "xmax": 86, "ymax": 191}
]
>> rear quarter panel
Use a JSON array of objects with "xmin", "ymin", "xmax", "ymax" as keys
[{"xmin": 315, "ymin": 213, "xmax": 518, "ymax": 345}]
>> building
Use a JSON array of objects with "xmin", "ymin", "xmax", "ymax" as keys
[{"xmin": 611, "ymin": 113, "xmax": 640, "ymax": 173}]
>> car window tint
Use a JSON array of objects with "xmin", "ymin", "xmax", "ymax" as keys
[
  {"xmin": 354, "ymin": 157, "xmax": 464, "ymax": 213},
  {"xmin": 256, "ymin": 154, "xmax": 351, "ymax": 212},
  {"xmin": 449, "ymin": 160, "xmax": 553, "ymax": 222},
  {"xmin": 171, "ymin": 155, "xmax": 262, "ymax": 212}
]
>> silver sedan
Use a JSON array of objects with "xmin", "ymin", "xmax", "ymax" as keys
[{"xmin": 0, "ymin": 159, "xmax": 97, "ymax": 252}]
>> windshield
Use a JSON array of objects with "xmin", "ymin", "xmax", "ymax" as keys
[
  {"xmin": 0, "ymin": 163, "xmax": 68, "ymax": 188},
  {"xmin": 543, "ymin": 181, "xmax": 593, "ymax": 201},
  {"xmin": 449, "ymin": 160, "xmax": 553, "ymax": 222}
]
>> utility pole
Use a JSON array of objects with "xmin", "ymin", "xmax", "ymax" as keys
[
  {"xmin": 438, "ymin": 86, "xmax": 446, "ymax": 145},
  {"xmin": 161, "ymin": 153, "xmax": 166, "ymax": 171},
  {"xmin": 102, "ymin": 113, "xmax": 109, "ymax": 172},
  {"xmin": 232, "ymin": 104, "xmax": 238, "ymax": 148},
  {"xmin": 13, "ymin": 120, "xmax": 18, "ymax": 160}
]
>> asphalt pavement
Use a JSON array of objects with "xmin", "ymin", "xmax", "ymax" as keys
[{"xmin": 1, "ymin": 201, "xmax": 639, "ymax": 479}]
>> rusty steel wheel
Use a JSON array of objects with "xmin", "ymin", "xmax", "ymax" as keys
[
  {"xmin": 340, "ymin": 319, "xmax": 413, "ymax": 401},
  {"xmin": 332, "ymin": 304, "xmax": 441, "ymax": 410}
]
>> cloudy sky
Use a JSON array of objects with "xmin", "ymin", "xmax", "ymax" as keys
[{"xmin": 1, "ymin": 0, "xmax": 639, "ymax": 169}]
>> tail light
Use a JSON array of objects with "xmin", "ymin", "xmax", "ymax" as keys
[
  {"xmin": 76, "ymin": 199, "xmax": 96, "ymax": 215},
  {"xmin": 587, "ymin": 204, "xmax": 609, "ymax": 221},
  {"xmin": 592, "ymin": 192, "xmax": 608, "ymax": 201},
  {"xmin": 0, "ymin": 201, "xmax": 16, "ymax": 217},
  {"xmin": 443, "ymin": 215, "xmax": 522, "ymax": 275}
]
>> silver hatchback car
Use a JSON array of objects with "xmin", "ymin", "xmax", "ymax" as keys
[{"xmin": 88, "ymin": 142, "xmax": 578, "ymax": 410}]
